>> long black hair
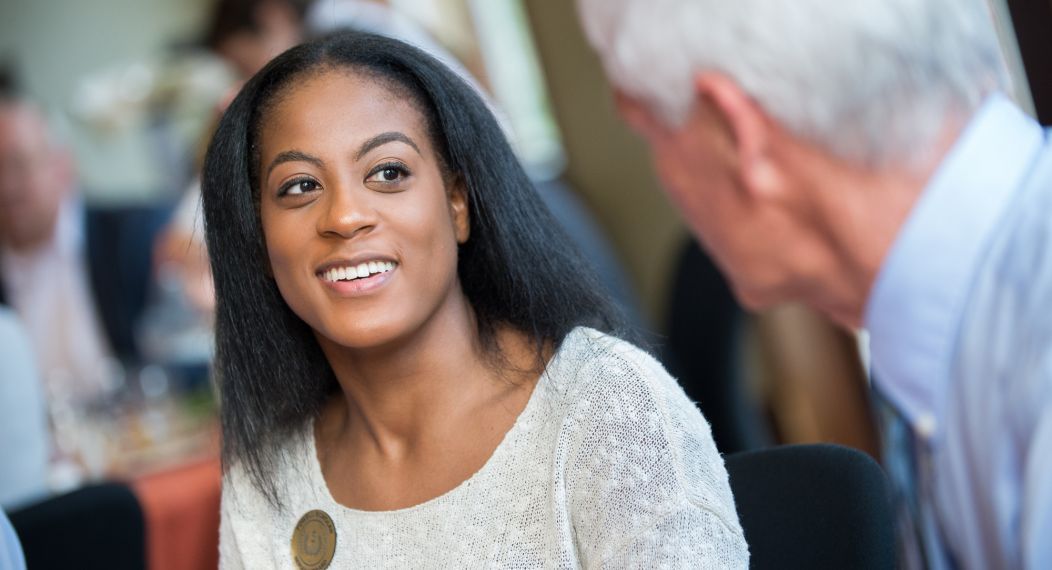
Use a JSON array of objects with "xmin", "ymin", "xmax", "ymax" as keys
[{"xmin": 201, "ymin": 30, "xmax": 627, "ymax": 505}]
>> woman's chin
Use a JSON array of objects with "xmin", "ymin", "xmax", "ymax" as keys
[{"xmin": 313, "ymin": 321, "xmax": 411, "ymax": 354}]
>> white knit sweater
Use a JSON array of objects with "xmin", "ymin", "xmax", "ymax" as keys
[{"xmin": 219, "ymin": 328, "xmax": 749, "ymax": 568}]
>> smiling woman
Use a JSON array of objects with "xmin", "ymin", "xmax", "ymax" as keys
[{"xmin": 202, "ymin": 31, "xmax": 747, "ymax": 568}]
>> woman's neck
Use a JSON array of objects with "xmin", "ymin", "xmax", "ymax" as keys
[{"xmin": 314, "ymin": 290, "xmax": 535, "ymax": 460}]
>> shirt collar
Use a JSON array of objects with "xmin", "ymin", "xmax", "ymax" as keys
[{"xmin": 864, "ymin": 94, "xmax": 1045, "ymax": 432}]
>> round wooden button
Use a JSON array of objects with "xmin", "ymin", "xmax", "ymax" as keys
[{"xmin": 291, "ymin": 509, "xmax": 337, "ymax": 570}]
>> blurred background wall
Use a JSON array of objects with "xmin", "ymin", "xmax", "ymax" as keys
[
  {"xmin": 521, "ymin": 0, "xmax": 685, "ymax": 325},
  {"xmin": 1, "ymin": 0, "xmax": 210, "ymax": 110},
  {"xmin": 1, "ymin": 0, "xmax": 225, "ymax": 204}
]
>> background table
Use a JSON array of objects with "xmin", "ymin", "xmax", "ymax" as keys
[{"xmin": 132, "ymin": 456, "xmax": 221, "ymax": 570}]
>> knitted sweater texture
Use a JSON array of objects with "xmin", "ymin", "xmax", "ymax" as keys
[{"xmin": 220, "ymin": 328, "xmax": 749, "ymax": 568}]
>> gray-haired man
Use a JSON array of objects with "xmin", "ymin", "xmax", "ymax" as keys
[{"xmin": 578, "ymin": 0, "xmax": 1052, "ymax": 567}]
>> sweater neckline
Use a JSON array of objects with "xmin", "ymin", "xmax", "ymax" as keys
[{"xmin": 303, "ymin": 328, "xmax": 577, "ymax": 517}]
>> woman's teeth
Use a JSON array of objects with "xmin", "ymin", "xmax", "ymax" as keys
[{"xmin": 322, "ymin": 261, "xmax": 396, "ymax": 282}]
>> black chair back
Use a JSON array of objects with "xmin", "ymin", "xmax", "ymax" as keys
[
  {"xmin": 9, "ymin": 482, "xmax": 145, "ymax": 570},
  {"xmin": 726, "ymin": 444, "xmax": 894, "ymax": 569}
]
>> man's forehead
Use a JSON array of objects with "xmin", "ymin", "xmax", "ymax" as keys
[
  {"xmin": 0, "ymin": 100, "xmax": 39, "ymax": 122},
  {"xmin": 0, "ymin": 102, "xmax": 51, "ymax": 149}
]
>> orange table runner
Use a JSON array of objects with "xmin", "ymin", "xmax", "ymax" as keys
[{"xmin": 132, "ymin": 456, "xmax": 221, "ymax": 570}]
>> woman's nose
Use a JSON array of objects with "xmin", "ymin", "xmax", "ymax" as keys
[{"xmin": 316, "ymin": 184, "xmax": 376, "ymax": 239}]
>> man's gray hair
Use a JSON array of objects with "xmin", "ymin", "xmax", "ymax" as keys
[{"xmin": 578, "ymin": 0, "xmax": 1009, "ymax": 167}]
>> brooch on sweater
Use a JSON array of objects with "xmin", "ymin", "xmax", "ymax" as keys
[{"xmin": 292, "ymin": 509, "xmax": 337, "ymax": 569}]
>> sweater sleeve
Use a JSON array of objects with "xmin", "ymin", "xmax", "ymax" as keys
[{"xmin": 558, "ymin": 337, "xmax": 748, "ymax": 568}]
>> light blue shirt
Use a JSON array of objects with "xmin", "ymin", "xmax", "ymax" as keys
[
  {"xmin": 865, "ymin": 94, "xmax": 1052, "ymax": 568},
  {"xmin": 0, "ymin": 308, "xmax": 50, "ymax": 510},
  {"xmin": 0, "ymin": 510, "xmax": 25, "ymax": 570}
]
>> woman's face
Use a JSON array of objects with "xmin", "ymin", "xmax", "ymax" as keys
[{"xmin": 257, "ymin": 69, "xmax": 469, "ymax": 352}]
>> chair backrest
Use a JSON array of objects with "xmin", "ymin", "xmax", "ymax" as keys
[
  {"xmin": 725, "ymin": 443, "xmax": 894, "ymax": 569},
  {"xmin": 9, "ymin": 482, "xmax": 145, "ymax": 570}
]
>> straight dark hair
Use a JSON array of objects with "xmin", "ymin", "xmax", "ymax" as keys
[{"xmin": 201, "ymin": 30, "xmax": 628, "ymax": 506}]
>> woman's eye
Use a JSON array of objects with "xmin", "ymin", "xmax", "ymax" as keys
[
  {"xmin": 280, "ymin": 178, "xmax": 320, "ymax": 196},
  {"xmin": 366, "ymin": 163, "xmax": 409, "ymax": 184}
]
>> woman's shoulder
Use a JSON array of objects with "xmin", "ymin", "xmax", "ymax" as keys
[
  {"xmin": 549, "ymin": 328, "xmax": 744, "ymax": 565},
  {"xmin": 546, "ymin": 326, "xmax": 719, "ymax": 471},
  {"xmin": 547, "ymin": 327, "xmax": 694, "ymax": 418}
]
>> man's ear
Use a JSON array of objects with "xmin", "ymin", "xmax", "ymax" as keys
[
  {"xmin": 694, "ymin": 73, "xmax": 779, "ymax": 197},
  {"xmin": 449, "ymin": 180, "xmax": 470, "ymax": 244}
]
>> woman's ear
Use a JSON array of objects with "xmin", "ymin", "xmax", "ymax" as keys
[{"xmin": 449, "ymin": 180, "xmax": 470, "ymax": 244}]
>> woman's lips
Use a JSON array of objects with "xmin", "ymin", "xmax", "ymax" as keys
[{"xmin": 317, "ymin": 260, "xmax": 397, "ymax": 296}]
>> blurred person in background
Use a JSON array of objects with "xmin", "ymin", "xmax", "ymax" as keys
[
  {"xmin": 579, "ymin": 0, "xmax": 1052, "ymax": 568},
  {"xmin": 205, "ymin": 0, "xmax": 475, "ymax": 83},
  {"xmin": 0, "ymin": 94, "xmax": 113, "ymax": 404}
]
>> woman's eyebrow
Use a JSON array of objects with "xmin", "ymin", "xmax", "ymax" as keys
[
  {"xmin": 266, "ymin": 150, "xmax": 323, "ymax": 179},
  {"xmin": 355, "ymin": 131, "xmax": 421, "ymax": 160}
]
